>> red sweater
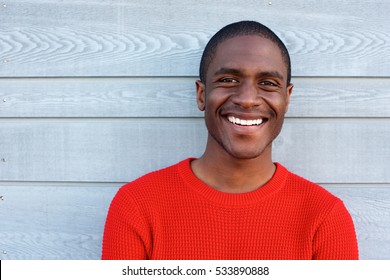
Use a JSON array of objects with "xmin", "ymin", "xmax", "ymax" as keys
[{"xmin": 102, "ymin": 158, "xmax": 358, "ymax": 260}]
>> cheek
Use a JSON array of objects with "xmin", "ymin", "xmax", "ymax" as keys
[
  {"xmin": 204, "ymin": 90, "xmax": 226, "ymax": 112},
  {"xmin": 265, "ymin": 94, "xmax": 289, "ymax": 117}
]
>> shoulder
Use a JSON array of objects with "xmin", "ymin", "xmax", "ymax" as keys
[
  {"xmin": 278, "ymin": 163, "xmax": 343, "ymax": 211},
  {"xmin": 278, "ymin": 164, "xmax": 354, "ymax": 232},
  {"xmin": 114, "ymin": 158, "xmax": 190, "ymax": 201},
  {"xmin": 284, "ymin": 165, "xmax": 337, "ymax": 197}
]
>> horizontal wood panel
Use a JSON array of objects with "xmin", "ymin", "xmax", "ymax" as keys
[
  {"xmin": 0, "ymin": 118, "xmax": 389, "ymax": 183},
  {"xmin": 275, "ymin": 119, "xmax": 390, "ymax": 184},
  {"xmin": 0, "ymin": 183, "xmax": 388, "ymax": 259},
  {"xmin": 1, "ymin": 77, "xmax": 389, "ymax": 118},
  {"xmin": 1, "ymin": 1, "xmax": 389, "ymax": 77},
  {"xmin": 0, "ymin": 183, "xmax": 118, "ymax": 260},
  {"xmin": 0, "ymin": 119, "xmax": 206, "ymax": 183}
]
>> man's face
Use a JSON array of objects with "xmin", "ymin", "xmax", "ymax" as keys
[{"xmin": 196, "ymin": 35, "xmax": 293, "ymax": 160}]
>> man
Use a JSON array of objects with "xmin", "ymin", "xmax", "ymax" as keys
[{"xmin": 102, "ymin": 21, "xmax": 358, "ymax": 259}]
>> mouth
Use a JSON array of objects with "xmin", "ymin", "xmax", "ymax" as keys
[{"xmin": 227, "ymin": 115, "xmax": 268, "ymax": 126}]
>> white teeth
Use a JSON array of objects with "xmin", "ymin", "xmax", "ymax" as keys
[{"xmin": 228, "ymin": 116, "xmax": 264, "ymax": 126}]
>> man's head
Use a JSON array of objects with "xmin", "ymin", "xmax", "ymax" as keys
[
  {"xmin": 199, "ymin": 20, "xmax": 291, "ymax": 86},
  {"xmin": 195, "ymin": 21, "xmax": 293, "ymax": 161}
]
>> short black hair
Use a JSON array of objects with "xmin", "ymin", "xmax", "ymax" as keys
[{"xmin": 199, "ymin": 21, "xmax": 291, "ymax": 85}]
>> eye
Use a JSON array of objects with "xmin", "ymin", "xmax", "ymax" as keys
[
  {"xmin": 259, "ymin": 80, "xmax": 277, "ymax": 87},
  {"xmin": 219, "ymin": 77, "xmax": 239, "ymax": 83}
]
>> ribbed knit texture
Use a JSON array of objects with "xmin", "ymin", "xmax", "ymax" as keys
[{"xmin": 102, "ymin": 158, "xmax": 358, "ymax": 260}]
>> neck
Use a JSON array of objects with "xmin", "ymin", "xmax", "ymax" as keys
[{"xmin": 191, "ymin": 146, "xmax": 276, "ymax": 194}]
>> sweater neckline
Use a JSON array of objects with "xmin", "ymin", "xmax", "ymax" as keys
[{"xmin": 178, "ymin": 158, "xmax": 289, "ymax": 206}]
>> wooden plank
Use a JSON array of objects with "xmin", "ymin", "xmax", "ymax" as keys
[
  {"xmin": 289, "ymin": 78, "xmax": 390, "ymax": 118},
  {"xmin": 1, "ymin": 77, "xmax": 390, "ymax": 118},
  {"xmin": 1, "ymin": 0, "xmax": 389, "ymax": 77},
  {"xmin": 0, "ymin": 78, "xmax": 200, "ymax": 118},
  {"xmin": 0, "ymin": 118, "xmax": 207, "ymax": 183},
  {"xmin": 0, "ymin": 183, "xmax": 388, "ymax": 259},
  {"xmin": 274, "ymin": 119, "xmax": 390, "ymax": 184},
  {"xmin": 0, "ymin": 183, "xmax": 119, "ymax": 259},
  {"xmin": 0, "ymin": 118, "xmax": 389, "ymax": 183}
]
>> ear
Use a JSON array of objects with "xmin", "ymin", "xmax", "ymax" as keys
[
  {"xmin": 195, "ymin": 80, "xmax": 206, "ymax": 111},
  {"xmin": 284, "ymin": 83, "xmax": 294, "ymax": 113}
]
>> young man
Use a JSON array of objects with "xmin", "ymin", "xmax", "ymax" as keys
[{"xmin": 102, "ymin": 21, "xmax": 358, "ymax": 259}]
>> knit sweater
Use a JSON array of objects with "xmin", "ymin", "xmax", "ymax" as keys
[{"xmin": 102, "ymin": 158, "xmax": 358, "ymax": 260}]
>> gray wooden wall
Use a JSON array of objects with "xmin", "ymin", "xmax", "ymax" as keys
[{"xmin": 1, "ymin": 0, "xmax": 389, "ymax": 260}]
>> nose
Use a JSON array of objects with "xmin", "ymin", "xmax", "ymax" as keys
[{"xmin": 232, "ymin": 81, "xmax": 260, "ymax": 109}]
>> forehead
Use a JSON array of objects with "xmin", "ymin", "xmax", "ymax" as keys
[{"xmin": 209, "ymin": 35, "xmax": 287, "ymax": 78}]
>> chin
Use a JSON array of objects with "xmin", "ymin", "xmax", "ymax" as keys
[
  {"xmin": 225, "ymin": 141, "xmax": 273, "ymax": 161},
  {"xmin": 226, "ymin": 149, "xmax": 266, "ymax": 160}
]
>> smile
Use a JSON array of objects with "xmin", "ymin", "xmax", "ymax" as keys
[{"xmin": 227, "ymin": 116, "xmax": 264, "ymax": 126}]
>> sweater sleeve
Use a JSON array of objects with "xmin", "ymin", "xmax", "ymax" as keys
[
  {"xmin": 312, "ymin": 200, "xmax": 359, "ymax": 260},
  {"xmin": 101, "ymin": 188, "xmax": 152, "ymax": 260}
]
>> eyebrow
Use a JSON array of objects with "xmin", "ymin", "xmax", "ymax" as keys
[
  {"xmin": 212, "ymin": 67, "xmax": 285, "ymax": 81},
  {"xmin": 213, "ymin": 67, "xmax": 242, "ymax": 77}
]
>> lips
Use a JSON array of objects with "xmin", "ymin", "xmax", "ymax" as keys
[{"xmin": 227, "ymin": 115, "xmax": 266, "ymax": 126}]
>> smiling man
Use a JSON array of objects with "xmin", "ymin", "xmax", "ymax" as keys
[{"xmin": 102, "ymin": 21, "xmax": 358, "ymax": 260}]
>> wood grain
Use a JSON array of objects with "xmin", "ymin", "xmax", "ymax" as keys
[
  {"xmin": 1, "ymin": 77, "xmax": 389, "ymax": 118},
  {"xmin": 1, "ymin": 0, "xmax": 389, "ymax": 77}
]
